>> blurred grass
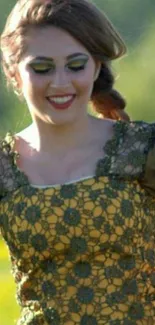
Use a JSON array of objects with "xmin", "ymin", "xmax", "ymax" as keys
[{"xmin": 0, "ymin": 240, "xmax": 20, "ymax": 325}]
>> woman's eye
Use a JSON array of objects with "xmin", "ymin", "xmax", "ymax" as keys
[
  {"xmin": 67, "ymin": 60, "xmax": 88, "ymax": 72},
  {"xmin": 69, "ymin": 65, "xmax": 85, "ymax": 71},
  {"xmin": 30, "ymin": 63, "xmax": 55, "ymax": 74}
]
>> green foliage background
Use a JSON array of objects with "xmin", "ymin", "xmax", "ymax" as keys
[{"xmin": 0, "ymin": 0, "xmax": 155, "ymax": 324}]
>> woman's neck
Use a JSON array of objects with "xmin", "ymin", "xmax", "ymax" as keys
[{"xmin": 25, "ymin": 114, "xmax": 97, "ymax": 155}]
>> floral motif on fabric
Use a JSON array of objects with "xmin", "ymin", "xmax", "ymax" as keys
[{"xmin": 0, "ymin": 121, "xmax": 155, "ymax": 324}]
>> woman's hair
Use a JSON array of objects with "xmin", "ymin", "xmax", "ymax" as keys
[{"xmin": 0, "ymin": 0, "xmax": 129, "ymax": 120}]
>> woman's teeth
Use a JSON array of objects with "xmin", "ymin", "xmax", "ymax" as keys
[{"xmin": 49, "ymin": 95, "xmax": 73, "ymax": 104}]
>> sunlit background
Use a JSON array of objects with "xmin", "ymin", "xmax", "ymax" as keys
[{"xmin": 0, "ymin": 0, "xmax": 155, "ymax": 324}]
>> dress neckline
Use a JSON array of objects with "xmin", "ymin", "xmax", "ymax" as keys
[{"xmin": 2, "ymin": 120, "xmax": 128, "ymax": 189}]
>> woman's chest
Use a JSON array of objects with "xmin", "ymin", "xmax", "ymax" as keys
[
  {"xmin": 18, "ymin": 143, "xmax": 104, "ymax": 186},
  {"xmin": 0, "ymin": 177, "xmax": 150, "ymax": 264}
]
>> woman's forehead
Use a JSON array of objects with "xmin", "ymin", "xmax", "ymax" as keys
[{"xmin": 22, "ymin": 25, "xmax": 90, "ymax": 60}]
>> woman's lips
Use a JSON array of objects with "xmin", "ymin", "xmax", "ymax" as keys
[{"xmin": 47, "ymin": 95, "xmax": 76, "ymax": 110}]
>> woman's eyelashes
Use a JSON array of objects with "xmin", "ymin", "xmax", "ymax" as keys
[
  {"xmin": 67, "ymin": 58, "xmax": 88, "ymax": 71},
  {"xmin": 29, "ymin": 62, "xmax": 55, "ymax": 74},
  {"xmin": 29, "ymin": 58, "xmax": 88, "ymax": 74}
]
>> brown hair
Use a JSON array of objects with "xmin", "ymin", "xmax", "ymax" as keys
[{"xmin": 1, "ymin": 0, "xmax": 129, "ymax": 120}]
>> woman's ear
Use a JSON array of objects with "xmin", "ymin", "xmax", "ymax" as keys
[
  {"xmin": 12, "ymin": 68, "xmax": 23, "ymax": 97},
  {"xmin": 14, "ymin": 69, "xmax": 23, "ymax": 90},
  {"xmin": 94, "ymin": 62, "xmax": 101, "ymax": 81}
]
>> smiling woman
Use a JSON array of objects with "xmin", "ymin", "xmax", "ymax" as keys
[
  {"xmin": 0, "ymin": 1, "xmax": 155, "ymax": 325},
  {"xmin": 1, "ymin": 0, "xmax": 128, "ymax": 121}
]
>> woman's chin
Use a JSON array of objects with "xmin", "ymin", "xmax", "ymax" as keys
[{"xmin": 44, "ymin": 111, "xmax": 78, "ymax": 127}]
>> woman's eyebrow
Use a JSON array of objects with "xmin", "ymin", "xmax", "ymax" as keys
[
  {"xmin": 67, "ymin": 53, "xmax": 89, "ymax": 60},
  {"xmin": 29, "ymin": 53, "xmax": 89, "ymax": 62}
]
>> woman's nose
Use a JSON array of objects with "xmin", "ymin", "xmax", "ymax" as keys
[{"xmin": 51, "ymin": 69, "xmax": 70, "ymax": 88}]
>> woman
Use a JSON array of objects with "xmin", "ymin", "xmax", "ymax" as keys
[{"xmin": 0, "ymin": 0, "xmax": 155, "ymax": 324}]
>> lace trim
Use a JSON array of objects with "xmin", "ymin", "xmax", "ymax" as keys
[
  {"xmin": 0, "ymin": 132, "xmax": 29, "ymax": 193},
  {"xmin": 1, "ymin": 121, "xmax": 155, "ymax": 191},
  {"xmin": 96, "ymin": 121, "xmax": 155, "ymax": 180}
]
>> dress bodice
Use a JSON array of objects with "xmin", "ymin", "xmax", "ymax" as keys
[{"xmin": 0, "ymin": 121, "xmax": 155, "ymax": 325}]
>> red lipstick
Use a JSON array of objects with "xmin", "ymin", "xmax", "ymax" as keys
[{"xmin": 47, "ymin": 95, "xmax": 76, "ymax": 110}]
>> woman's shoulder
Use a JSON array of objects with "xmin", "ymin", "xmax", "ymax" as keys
[
  {"xmin": 97, "ymin": 118, "xmax": 155, "ymax": 155},
  {"xmin": 0, "ymin": 132, "xmax": 24, "ymax": 196},
  {"xmin": 96, "ymin": 119, "xmax": 155, "ymax": 190},
  {"xmin": 95, "ymin": 117, "xmax": 155, "ymax": 141},
  {"xmin": 112, "ymin": 120, "xmax": 155, "ymax": 155},
  {"xmin": 116, "ymin": 120, "xmax": 155, "ymax": 195}
]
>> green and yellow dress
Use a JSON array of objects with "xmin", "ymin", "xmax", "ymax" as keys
[{"xmin": 0, "ymin": 121, "xmax": 155, "ymax": 325}]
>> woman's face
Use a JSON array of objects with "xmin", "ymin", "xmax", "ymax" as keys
[{"xmin": 17, "ymin": 26, "xmax": 100, "ymax": 126}]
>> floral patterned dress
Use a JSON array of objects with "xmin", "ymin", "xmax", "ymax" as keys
[{"xmin": 0, "ymin": 121, "xmax": 155, "ymax": 325}]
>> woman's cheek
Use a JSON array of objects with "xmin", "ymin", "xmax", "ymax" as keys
[{"xmin": 74, "ymin": 71, "xmax": 95, "ymax": 90}]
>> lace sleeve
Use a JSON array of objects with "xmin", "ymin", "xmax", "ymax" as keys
[
  {"xmin": 0, "ymin": 134, "xmax": 19, "ymax": 197},
  {"xmin": 96, "ymin": 121, "xmax": 155, "ymax": 180},
  {"xmin": 142, "ymin": 143, "xmax": 155, "ymax": 195},
  {"xmin": 125, "ymin": 121, "xmax": 155, "ymax": 196}
]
